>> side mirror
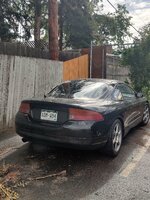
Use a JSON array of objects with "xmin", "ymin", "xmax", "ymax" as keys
[{"xmin": 136, "ymin": 92, "xmax": 143, "ymax": 98}]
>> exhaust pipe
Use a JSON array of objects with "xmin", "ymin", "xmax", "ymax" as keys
[{"xmin": 22, "ymin": 137, "xmax": 28, "ymax": 143}]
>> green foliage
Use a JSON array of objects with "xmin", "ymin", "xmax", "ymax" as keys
[
  {"xmin": 0, "ymin": 0, "xmax": 132, "ymax": 49},
  {"xmin": 94, "ymin": 4, "xmax": 131, "ymax": 46},
  {"xmin": 94, "ymin": 14, "xmax": 116, "ymax": 44},
  {"xmin": 142, "ymin": 87, "xmax": 150, "ymax": 101},
  {"xmin": 0, "ymin": 0, "xmax": 34, "ymax": 41},
  {"xmin": 59, "ymin": 0, "xmax": 102, "ymax": 49},
  {"xmin": 17, "ymin": 0, "xmax": 48, "ymax": 41},
  {"xmin": 113, "ymin": 4, "xmax": 132, "ymax": 45},
  {"xmin": 0, "ymin": 0, "xmax": 19, "ymax": 41},
  {"xmin": 59, "ymin": 1, "xmax": 131, "ymax": 49},
  {"xmin": 122, "ymin": 23, "xmax": 150, "ymax": 95},
  {"xmin": 0, "ymin": 0, "xmax": 48, "ymax": 41}
]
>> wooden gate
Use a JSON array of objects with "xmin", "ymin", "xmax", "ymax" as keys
[{"xmin": 63, "ymin": 55, "xmax": 89, "ymax": 81}]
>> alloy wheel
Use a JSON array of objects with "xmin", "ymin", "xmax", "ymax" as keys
[
  {"xmin": 112, "ymin": 122, "xmax": 122, "ymax": 153},
  {"xmin": 143, "ymin": 105, "xmax": 150, "ymax": 124}
]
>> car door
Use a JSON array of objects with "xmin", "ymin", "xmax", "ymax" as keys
[{"xmin": 116, "ymin": 83, "xmax": 143, "ymax": 129}]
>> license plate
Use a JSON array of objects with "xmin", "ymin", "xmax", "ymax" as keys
[{"xmin": 40, "ymin": 110, "xmax": 58, "ymax": 122}]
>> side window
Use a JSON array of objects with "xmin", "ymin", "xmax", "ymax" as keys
[
  {"xmin": 117, "ymin": 84, "xmax": 136, "ymax": 99},
  {"xmin": 113, "ymin": 89, "xmax": 123, "ymax": 101}
]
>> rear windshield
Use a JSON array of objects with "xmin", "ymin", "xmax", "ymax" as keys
[{"xmin": 48, "ymin": 80, "xmax": 113, "ymax": 99}]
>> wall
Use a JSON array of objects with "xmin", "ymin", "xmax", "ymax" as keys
[
  {"xmin": 106, "ymin": 54, "xmax": 130, "ymax": 82},
  {"xmin": 0, "ymin": 54, "xmax": 63, "ymax": 130},
  {"xmin": 106, "ymin": 65, "xmax": 130, "ymax": 82},
  {"xmin": 63, "ymin": 55, "xmax": 88, "ymax": 81}
]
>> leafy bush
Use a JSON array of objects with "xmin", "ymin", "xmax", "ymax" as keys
[
  {"xmin": 142, "ymin": 87, "xmax": 150, "ymax": 101},
  {"xmin": 122, "ymin": 24, "xmax": 150, "ymax": 96}
]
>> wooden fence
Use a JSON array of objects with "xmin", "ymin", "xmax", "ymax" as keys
[
  {"xmin": 63, "ymin": 55, "xmax": 89, "ymax": 81},
  {"xmin": 0, "ymin": 54, "xmax": 63, "ymax": 131},
  {"xmin": 0, "ymin": 42, "xmax": 82, "ymax": 61},
  {"xmin": 0, "ymin": 54, "xmax": 89, "ymax": 132},
  {"xmin": 106, "ymin": 65, "xmax": 130, "ymax": 82},
  {"xmin": 106, "ymin": 54, "xmax": 130, "ymax": 82},
  {"xmin": 0, "ymin": 42, "xmax": 50, "ymax": 59}
]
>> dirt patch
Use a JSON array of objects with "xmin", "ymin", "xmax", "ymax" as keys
[{"xmin": 0, "ymin": 150, "xmax": 68, "ymax": 200}]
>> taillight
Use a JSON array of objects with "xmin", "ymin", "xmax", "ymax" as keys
[
  {"xmin": 19, "ymin": 102, "xmax": 30, "ymax": 114},
  {"xmin": 69, "ymin": 108, "xmax": 104, "ymax": 121}
]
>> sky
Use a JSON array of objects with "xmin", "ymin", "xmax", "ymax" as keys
[{"xmin": 102, "ymin": 0, "xmax": 150, "ymax": 40}]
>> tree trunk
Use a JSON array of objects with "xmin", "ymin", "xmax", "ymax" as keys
[
  {"xmin": 59, "ymin": 0, "xmax": 64, "ymax": 51},
  {"xmin": 34, "ymin": 0, "xmax": 41, "ymax": 47},
  {"xmin": 48, "ymin": 0, "xmax": 59, "ymax": 60},
  {"xmin": 59, "ymin": 20, "xmax": 63, "ymax": 51}
]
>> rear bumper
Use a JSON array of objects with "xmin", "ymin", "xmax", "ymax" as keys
[{"xmin": 15, "ymin": 113, "xmax": 108, "ymax": 150}]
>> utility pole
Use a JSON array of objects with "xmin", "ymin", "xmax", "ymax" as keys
[
  {"xmin": 90, "ymin": 41, "xmax": 93, "ymax": 78},
  {"xmin": 48, "ymin": 0, "xmax": 59, "ymax": 60}
]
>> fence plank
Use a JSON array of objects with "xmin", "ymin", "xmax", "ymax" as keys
[
  {"xmin": 106, "ymin": 65, "xmax": 130, "ymax": 82},
  {"xmin": 63, "ymin": 55, "xmax": 89, "ymax": 81}
]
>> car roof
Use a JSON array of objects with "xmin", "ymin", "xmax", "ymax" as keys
[{"xmin": 67, "ymin": 78, "xmax": 124, "ymax": 85}]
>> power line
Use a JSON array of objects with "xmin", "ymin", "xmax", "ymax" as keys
[
  {"xmin": 106, "ymin": 0, "xmax": 141, "ymax": 36},
  {"xmin": 106, "ymin": 0, "xmax": 117, "ymax": 11},
  {"xmin": 105, "ymin": 0, "xmax": 137, "ymax": 41},
  {"xmin": 115, "ymin": 0, "xmax": 144, "ymax": 34}
]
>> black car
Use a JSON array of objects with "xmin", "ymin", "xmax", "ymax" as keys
[{"xmin": 15, "ymin": 79, "xmax": 150, "ymax": 157}]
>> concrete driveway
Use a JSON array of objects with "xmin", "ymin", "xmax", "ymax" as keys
[{"xmin": 0, "ymin": 123, "xmax": 150, "ymax": 200}]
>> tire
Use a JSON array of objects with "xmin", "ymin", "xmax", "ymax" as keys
[
  {"xmin": 141, "ymin": 105, "xmax": 150, "ymax": 126},
  {"xmin": 105, "ymin": 119, "xmax": 123, "ymax": 157}
]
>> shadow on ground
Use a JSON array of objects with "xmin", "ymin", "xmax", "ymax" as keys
[{"xmin": 0, "ymin": 124, "xmax": 149, "ymax": 200}]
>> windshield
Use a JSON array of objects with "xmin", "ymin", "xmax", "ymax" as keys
[{"xmin": 48, "ymin": 80, "xmax": 113, "ymax": 99}]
